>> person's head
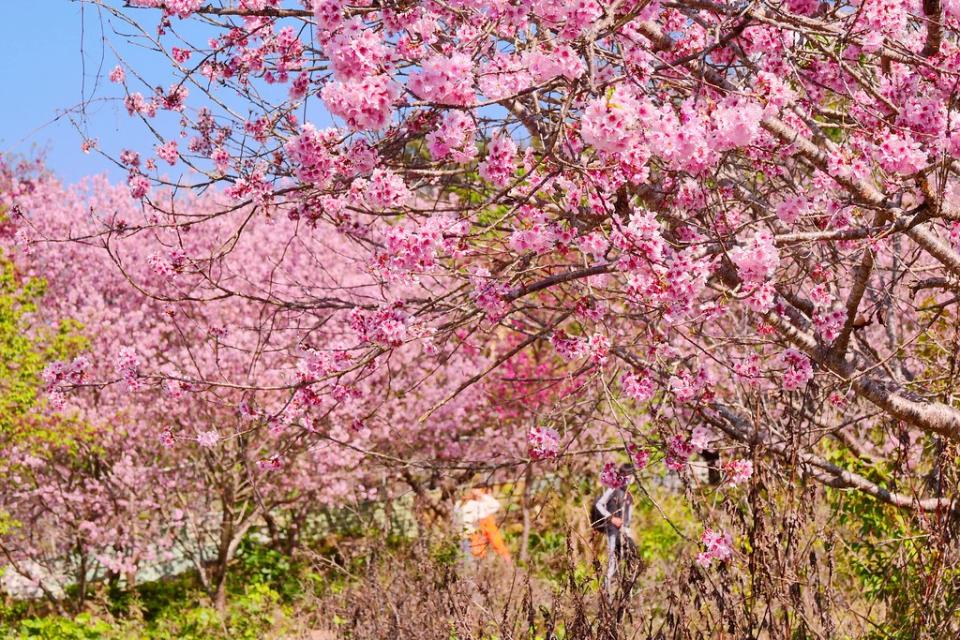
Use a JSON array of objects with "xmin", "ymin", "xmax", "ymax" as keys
[
  {"xmin": 618, "ymin": 463, "xmax": 635, "ymax": 479},
  {"xmin": 465, "ymin": 484, "xmax": 490, "ymax": 499}
]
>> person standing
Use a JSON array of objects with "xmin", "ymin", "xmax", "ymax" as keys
[
  {"xmin": 591, "ymin": 463, "xmax": 635, "ymax": 591},
  {"xmin": 454, "ymin": 486, "xmax": 511, "ymax": 565}
]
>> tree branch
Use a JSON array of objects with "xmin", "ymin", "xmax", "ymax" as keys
[
  {"xmin": 707, "ymin": 405, "xmax": 958, "ymax": 515},
  {"xmin": 922, "ymin": 0, "xmax": 944, "ymax": 57}
]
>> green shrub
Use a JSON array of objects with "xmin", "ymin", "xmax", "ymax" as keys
[
  {"xmin": 232, "ymin": 537, "xmax": 302, "ymax": 601},
  {"xmin": 13, "ymin": 613, "xmax": 114, "ymax": 640}
]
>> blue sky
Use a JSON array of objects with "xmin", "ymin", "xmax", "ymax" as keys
[
  {"xmin": 1, "ymin": 1, "xmax": 334, "ymax": 185},
  {"xmin": 0, "ymin": 1, "xmax": 147, "ymax": 182}
]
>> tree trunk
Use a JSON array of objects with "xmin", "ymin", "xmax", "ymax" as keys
[
  {"xmin": 212, "ymin": 574, "xmax": 228, "ymax": 612},
  {"xmin": 210, "ymin": 482, "xmax": 235, "ymax": 613},
  {"xmin": 701, "ymin": 449, "xmax": 722, "ymax": 485},
  {"xmin": 520, "ymin": 465, "xmax": 532, "ymax": 563},
  {"xmin": 76, "ymin": 546, "xmax": 88, "ymax": 608}
]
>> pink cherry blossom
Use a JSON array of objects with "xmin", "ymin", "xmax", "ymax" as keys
[
  {"xmin": 690, "ymin": 426, "xmax": 715, "ymax": 453},
  {"xmin": 528, "ymin": 426, "xmax": 561, "ymax": 461},
  {"xmin": 600, "ymin": 461, "xmax": 628, "ymax": 489},
  {"xmin": 697, "ymin": 528, "xmax": 733, "ymax": 567},
  {"xmin": 526, "ymin": 45, "xmax": 584, "ymax": 83},
  {"xmin": 155, "ymin": 140, "xmax": 178, "ymax": 166},
  {"xmin": 196, "ymin": 430, "xmax": 219, "ymax": 448},
  {"xmin": 408, "ymin": 53, "xmax": 475, "ymax": 106},
  {"xmin": 665, "ymin": 435, "xmax": 695, "ymax": 471},
  {"xmin": 621, "ymin": 370, "xmax": 655, "ymax": 403},
  {"xmin": 478, "ymin": 131, "xmax": 518, "ymax": 187},
  {"xmin": 580, "ymin": 86, "xmax": 642, "ymax": 154},
  {"xmin": 627, "ymin": 444, "xmax": 650, "ymax": 471},
  {"xmin": 324, "ymin": 18, "xmax": 388, "ymax": 81},
  {"xmin": 321, "ymin": 75, "xmax": 399, "ymax": 131},
  {"xmin": 780, "ymin": 348, "xmax": 814, "ymax": 391},
  {"xmin": 426, "ymin": 110, "xmax": 477, "ymax": 163},
  {"xmin": 875, "ymin": 132, "xmax": 927, "ymax": 176},
  {"xmin": 723, "ymin": 459, "xmax": 754, "ymax": 486},
  {"xmin": 731, "ymin": 230, "xmax": 780, "ymax": 285},
  {"xmin": 115, "ymin": 347, "xmax": 142, "ymax": 392}
]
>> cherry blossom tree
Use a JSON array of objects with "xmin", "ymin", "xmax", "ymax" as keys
[
  {"xmin": 97, "ymin": 0, "xmax": 960, "ymax": 503},
  {"xmin": 2, "ymin": 159, "xmax": 526, "ymax": 608},
  {"xmin": 9, "ymin": 0, "xmax": 960, "ymax": 620}
]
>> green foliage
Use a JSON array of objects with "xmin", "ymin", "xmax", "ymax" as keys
[
  {"xmin": 826, "ymin": 446, "xmax": 960, "ymax": 638},
  {"xmin": 0, "ymin": 253, "xmax": 86, "ymax": 442},
  {"xmin": 134, "ymin": 573, "xmax": 200, "ymax": 623},
  {"xmin": 137, "ymin": 582, "xmax": 288, "ymax": 640},
  {"xmin": 0, "ymin": 258, "xmax": 47, "ymax": 433},
  {"xmin": 10, "ymin": 613, "xmax": 115, "ymax": 640},
  {"xmin": 231, "ymin": 537, "xmax": 303, "ymax": 602},
  {"xmin": 6, "ymin": 579, "xmax": 293, "ymax": 640},
  {"xmin": 0, "ymin": 252, "xmax": 89, "ymax": 558},
  {"xmin": 632, "ymin": 488, "xmax": 687, "ymax": 565},
  {"xmin": 146, "ymin": 604, "xmax": 221, "ymax": 640},
  {"xmin": 527, "ymin": 529, "xmax": 565, "ymax": 557},
  {"xmin": 431, "ymin": 537, "xmax": 461, "ymax": 567},
  {"xmin": 474, "ymin": 204, "xmax": 509, "ymax": 228},
  {"xmin": 223, "ymin": 583, "xmax": 285, "ymax": 640}
]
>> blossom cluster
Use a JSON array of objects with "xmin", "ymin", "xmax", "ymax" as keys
[
  {"xmin": 620, "ymin": 370, "xmax": 655, "ymax": 403},
  {"xmin": 697, "ymin": 528, "xmax": 734, "ymax": 568},
  {"xmin": 115, "ymin": 347, "xmax": 142, "ymax": 392},
  {"xmin": 408, "ymin": 53, "xmax": 475, "ymax": 106},
  {"xmin": 527, "ymin": 426, "xmax": 561, "ymax": 461},
  {"xmin": 478, "ymin": 131, "xmax": 518, "ymax": 187},
  {"xmin": 780, "ymin": 349, "xmax": 814, "ymax": 391},
  {"xmin": 600, "ymin": 461, "xmax": 629, "ymax": 489},
  {"xmin": 627, "ymin": 444, "xmax": 650, "ymax": 471},
  {"xmin": 723, "ymin": 459, "xmax": 754, "ymax": 486},
  {"xmin": 665, "ymin": 434, "xmax": 695, "ymax": 471}
]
